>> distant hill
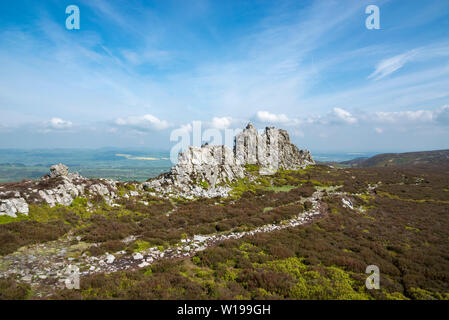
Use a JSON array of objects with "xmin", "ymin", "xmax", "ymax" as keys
[
  {"xmin": 0, "ymin": 163, "xmax": 26, "ymax": 167},
  {"xmin": 341, "ymin": 149, "xmax": 449, "ymax": 168}
]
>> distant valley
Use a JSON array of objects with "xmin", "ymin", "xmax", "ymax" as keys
[
  {"xmin": 0, "ymin": 149, "xmax": 173, "ymax": 182},
  {"xmin": 2, "ymin": 148, "xmax": 448, "ymax": 183},
  {"xmin": 0, "ymin": 148, "xmax": 377, "ymax": 182}
]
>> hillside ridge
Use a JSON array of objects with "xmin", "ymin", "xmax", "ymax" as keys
[{"xmin": 341, "ymin": 149, "xmax": 449, "ymax": 168}]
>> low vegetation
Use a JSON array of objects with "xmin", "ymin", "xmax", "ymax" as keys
[{"xmin": 1, "ymin": 163, "xmax": 449, "ymax": 299}]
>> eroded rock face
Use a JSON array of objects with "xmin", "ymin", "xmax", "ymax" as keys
[
  {"xmin": 0, "ymin": 165, "xmax": 119, "ymax": 216},
  {"xmin": 144, "ymin": 123, "xmax": 314, "ymax": 198},
  {"xmin": 0, "ymin": 197, "xmax": 29, "ymax": 217},
  {"xmin": 173, "ymin": 144, "xmax": 245, "ymax": 188},
  {"xmin": 235, "ymin": 123, "xmax": 314, "ymax": 174},
  {"xmin": 145, "ymin": 144, "xmax": 241, "ymax": 199}
]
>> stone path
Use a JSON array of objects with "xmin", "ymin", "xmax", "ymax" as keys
[{"xmin": 0, "ymin": 190, "xmax": 330, "ymax": 293}]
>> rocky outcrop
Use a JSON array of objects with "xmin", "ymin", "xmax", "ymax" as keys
[
  {"xmin": 50, "ymin": 163, "xmax": 69, "ymax": 178},
  {"xmin": 0, "ymin": 124, "xmax": 314, "ymax": 212},
  {"xmin": 235, "ymin": 123, "xmax": 314, "ymax": 174},
  {"xmin": 0, "ymin": 165, "xmax": 119, "ymax": 217},
  {"xmin": 145, "ymin": 144, "xmax": 245, "ymax": 199},
  {"xmin": 0, "ymin": 197, "xmax": 29, "ymax": 217},
  {"xmin": 144, "ymin": 123, "xmax": 314, "ymax": 198}
]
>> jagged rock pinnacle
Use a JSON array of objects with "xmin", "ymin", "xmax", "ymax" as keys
[
  {"xmin": 144, "ymin": 123, "xmax": 314, "ymax": 198},
  {"xmin": 246, "ymin": 122, "xmax": 255, "ymax": 130}
]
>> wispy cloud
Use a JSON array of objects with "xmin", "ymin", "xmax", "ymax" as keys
[
  {"xmin": 368, "ymin": 41, "xmax": 449, "ymax": 81},
  {"xmin": 368, "ymin": 50, "xmax": 418, "ymax": 80},
  {"xmin": 0, "ymin": 0, "xmax": 448, "ymax": 151}
]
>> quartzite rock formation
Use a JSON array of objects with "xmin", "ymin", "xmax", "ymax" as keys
[
  {"xmin": 144, "ymin": 123, "xmax": 314, "ymax": 198},
  {"xmin": 49, "ymin": 163, "xmax": 69, "ymax": 178},
  {"xmin": 235, "ymin": 123, "xmax": 314, "ymax": 174},
  {"xmin": 0, "ymin": 164, "xmax": 119, "ymax": 217},
  {"xmin": 0, "ymin": 124, "xmax": 314, "ymax": 215}
]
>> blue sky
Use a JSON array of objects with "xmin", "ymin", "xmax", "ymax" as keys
[{"xmin": 0, "ymin": 0, "xmax": 449, "ymax": 153}]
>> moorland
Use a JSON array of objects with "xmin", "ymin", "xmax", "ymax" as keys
[{"xmin": 1, "ymin": 154, "xmax": 448, "ymax": 300}]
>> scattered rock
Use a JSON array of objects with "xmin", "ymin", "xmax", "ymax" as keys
[
  {"xmin": 133, "ymin": 253, "xmax": 143, "ymax": 260},
  {"xmin": 0, "ymin": 188, "xmax": 326, "ymax": 290},
  {"xmin": 193, "ymin": 235, "xmax": 208, "ymax": 242},
  {"xmin": 138, "ymin": 261, "xmax": 150, "ymax": 268},
  {"xmin": 106, "ymin": 254, "xmax": 115, "ymax": 264},
  {"xmin": 342, "ymin": 198, "xmax": 354, "ymax": 210},
  {"xmin": 122, "ymin": 235, "xmax": 138, "ymax": 244}
]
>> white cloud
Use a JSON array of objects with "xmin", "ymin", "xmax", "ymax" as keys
[
  {"xmin": 1, "ymin": 1, "xmax": 449, "ymax": 151},
  {"xmin": 310, "ymin": 106, "xmax": 448, "ymax": 127},
  {"xmin": 115, "ymin": 114, "xmax": 171, "ymax": 131},
  {"xmin": 210, "ymin": 117, "xmax": 232, "ymax": 130},
  {"xmin": 255, "ymin": 111, "xmax": 291, "ymax": 124},
  {"xmin": 368, "ymin": 50, "xmax": 418, "ymax": 81},
  {"xmin": 35, "ymin": 117, "xmax": 74, "ymax": 133},
  {"xmin": 305, "ymin": 107, "xmax": 357, "ymax": 125},
  {"xmin": 252, "ymin": 105, "xmax": 449, "ymax": 132},
  {"xmin": 49, "ymin": 117, "xmax": 73, "ymax": 129},
  {"xmin": 435, "ymin": 105, "xmax": 449, "ymax": 125},
  {"xmin": 332, "ymin": 107, "xmax": 357, "ymax": 124},
  {"xmin": 370, "ymin": 110, "xmax": 434, "ymax": 124}
]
